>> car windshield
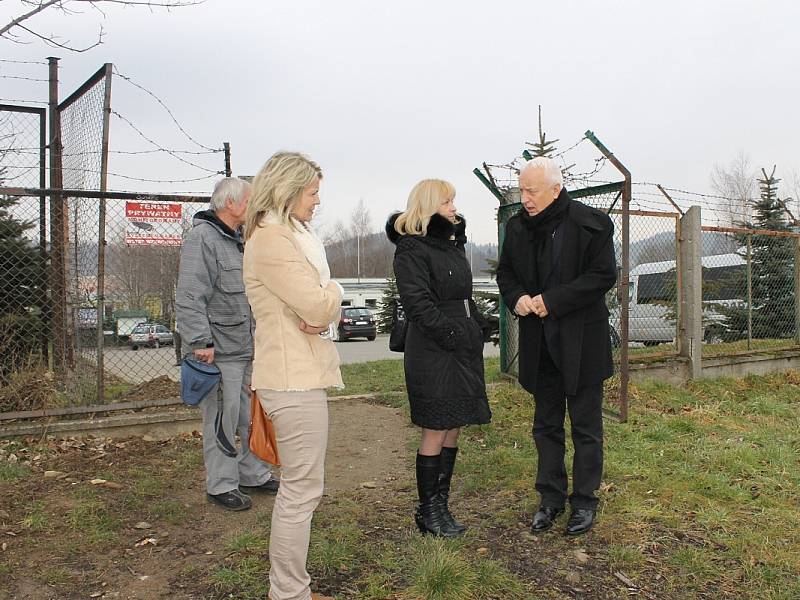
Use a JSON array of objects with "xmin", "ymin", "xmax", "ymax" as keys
[
  {"xmin": 132, "ymin": 325, "xmax": 150, "ymax": 334},
  {"xmin": 345, "ymin": 309, "xmax": 371, "ymax": 317}
]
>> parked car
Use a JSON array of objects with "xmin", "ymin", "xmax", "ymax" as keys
[
  {"xmin": 609, "ymin": 252, "xmax": 747, "ymax": 346},
  {"xmin": 333, "ymin": 307, "xmax": 376, "ymax": 341},
  {"xmin": 129, "ymin": 323, "xmax": 174, "ymax": 350}
]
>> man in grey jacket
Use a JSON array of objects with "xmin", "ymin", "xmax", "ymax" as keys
[{"xmin": 176, "ymin": 177, "xmax": 278, "ymax": 511}]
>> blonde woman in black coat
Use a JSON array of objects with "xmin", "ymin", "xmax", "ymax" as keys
[{"xmin": 386, "ymin": 179, "xmax": 492, "ymax": 538}]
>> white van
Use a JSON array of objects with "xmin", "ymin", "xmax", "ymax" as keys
[{"xmin": 613, "ymin": 253, "xmax": 746, "ymax": 345}]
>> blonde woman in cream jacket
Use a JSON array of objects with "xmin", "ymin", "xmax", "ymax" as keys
[{"xmin": 243, "ymin": 152, "xmax": 341, "ymax": 600}]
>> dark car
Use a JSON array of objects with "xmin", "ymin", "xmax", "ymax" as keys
[{"xmin": 334, "ymin": 307, "xmax": 376, "ymax": 341}]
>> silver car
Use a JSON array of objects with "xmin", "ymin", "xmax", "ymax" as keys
[{"xmin": 130, "ymin": 323, "xmax": 174, "ymax": 350}]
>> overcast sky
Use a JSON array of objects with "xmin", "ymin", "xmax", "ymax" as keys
[{"xmin": 2, "ymin": 0, "xmax": 800, "ymax": 243}]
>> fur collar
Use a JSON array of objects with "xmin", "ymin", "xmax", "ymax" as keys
[{"xmin": 385, "ymin": 212, "xmax": 467, "ymax": 246}]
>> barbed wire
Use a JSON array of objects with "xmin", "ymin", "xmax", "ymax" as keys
[
  {"xmin": 634, "ymin": 182, "xmax": 758, "ymax": 204},
  {"xmin": 0, "ymin": 98, "xmax": 48, "ymax": 105},
  {"xmin": 112, "ymin": 67, "xmax": 220, "ymax": 152},
  {"xmin": 8, "ymin": 145, "xmax": 220, "ymax": 156},
  {"xmin": 0, "ymin": 74, "xmax": 47, "ymax": 82},
  {"xmin": 552, "ymin": 136, "xmax": 587, "ymax": 158},
  {"xmin": 2, "ymin": 163, "xmax": 223, "ymax": 184},
  {"xmin": 0, "ymin": 59, "xmax": 48, "ymax": 65},
  {"xmin": 111, "ymin": 110, "xmax": 222, "ymax": 173}
]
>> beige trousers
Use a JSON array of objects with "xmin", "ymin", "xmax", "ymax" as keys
[{"xmin": 258, "ymin": 389, "xmax": 328, "ymax": 600}]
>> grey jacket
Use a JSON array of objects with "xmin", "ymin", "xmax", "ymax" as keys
[{"xmin": 175, "ymin": 210, "xmax": 253, "ymax": 361}]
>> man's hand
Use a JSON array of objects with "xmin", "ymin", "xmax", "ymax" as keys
[
  {"xmin": 194, "ymin": 347, "xmax": 215, "ymax": 363},
  {"xmin": 299, "ymin": 320, "xmax": 329, "ymax": 335},
  {"xmin": 514, "ymin": 295, "xmax": 536, "ymax": 316},
  {"xmin": 531, "ymin": 294, "xmax": 549, "ymax": 318}
]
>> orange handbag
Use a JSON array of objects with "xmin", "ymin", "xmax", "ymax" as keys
[{"xmin": 249, "ymin": 390, "xmax": 281, "ymax": 466}]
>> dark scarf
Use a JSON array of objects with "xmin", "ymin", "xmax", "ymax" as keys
[
  {"xmin": 519, "ymin": 188, "xmax": 570, "ymax": 291},
  {"xmin": 519, "ymin": 188, "xmax": 570, "ymax": 239}
]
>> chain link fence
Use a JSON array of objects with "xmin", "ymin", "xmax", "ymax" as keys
[
  {"xmin": 700, "ymin": 227, "xmax": 799, "ymax": 355},
  {"xmin": 57, "ymin": 65, "xmax": 112, "ymax": 403},
  {"xmin": 0, "ymin": 189, "xmax": 210, "ymax": 413},
  {"xmin": 0, "ymin": 105, "xmax": 48, "ymax": 414},
  {"xmin": 624, "ymin": 211, "xmax": 681, "ymax": 359}
]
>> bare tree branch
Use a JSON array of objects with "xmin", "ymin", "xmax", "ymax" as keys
[
  {"xmin": 16, "ymin": 22, "xmax": 105, "ymax": 52},
  {"xmin": 2, "ymin": 1, "xmax": 202, "ymax": 52},
  {"xmin": 0, "ymin": 1, "xmax": 62, "ymax": 39}
]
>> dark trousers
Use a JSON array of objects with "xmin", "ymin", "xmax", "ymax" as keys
[{"xmin": 532, "ymin": 343, "xmax": 604, "ymax": 510}]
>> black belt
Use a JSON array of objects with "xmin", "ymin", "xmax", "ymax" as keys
[{"xmin": 437, "ymin": 299, "xmax": 472, "ymax": 318}]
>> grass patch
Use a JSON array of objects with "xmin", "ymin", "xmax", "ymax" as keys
[
  {"xmin": 227, "ymin": 530, "xmax": 269, "ymax": 554},
  {"xmin": 149, "ymin": 499, "xmax": 188, "ymax": 525},
  {"xmin": 21, "ymin": 501, "xmax": 48, "ymax": 532},
  {"xmin": 308, "ymin": 500, "xmax": 363, "ymax": 578},
  {"xmin": 212, "ymin": 556, "xmax": 268, "ymax": 600},
  {"xmin": 37, "ymin": 566, "xmax": 72, "ymax": 586},
  {"xmin": 404, "ymin": 537, "xmax": 526, "ymax": 600},
  {"xmin": 333, "ymin": 357, "xmax": 502, "ymax": 404},
  {"xmin": 0, "ymin": 462, "xmax": 31, "ymax": 482},
  {"xmin": 65, "ymin": 495, "xmax": 122, "ymax": 546}
]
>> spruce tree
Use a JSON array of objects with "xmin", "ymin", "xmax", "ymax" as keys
[
  {"xmin": 528, "ymin": 105, "xmax": 559, "ymax": 158},
  {"xmin": 0, "ymin": 195, "xmax": 45, "ymax": 381},
  {"xmin": 720, "ymin": 167, "xmax": 795, "ymax": 340},
  {"xmin": 376, "ymin": 275, "xmax": 399, "ymax": 333}
]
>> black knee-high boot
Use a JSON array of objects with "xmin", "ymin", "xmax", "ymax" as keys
[
  {"xmin": 415, "ymin": 452, "xmax": 461, "ymax": 538},
  {"xmin": 438, "ymin": 447, "xmax": 467, "ymax": 533}
]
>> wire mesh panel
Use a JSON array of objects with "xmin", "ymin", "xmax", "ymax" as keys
[
  {"xmin": 625, "ymin": 211, "xmax": 681, "ymax": 358},
  {"xmin": 0, "ymin": 105, "xmax": 48, "ymax": 413},
  {"xmin": 98, "ymin": 197, "xmax": 206, "ymax": 388},
  {"xmin": 57, "ymin": 66, "xmax": 112, "ymax": 403},
  {"xmin": 701, "ymin": 228, "xmax": 799, "ymax": 354}
]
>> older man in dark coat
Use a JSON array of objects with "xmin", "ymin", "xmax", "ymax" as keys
[{"xmin": 497, "ymin": 156, "xmax": 617, "ymax": 536}]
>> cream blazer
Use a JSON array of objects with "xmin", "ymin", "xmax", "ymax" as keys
[{"xmin": 243, "ymin": 221, "xmax": 343, "ymax": 391}]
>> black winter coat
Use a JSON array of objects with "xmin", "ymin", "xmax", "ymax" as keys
[
  {"xmin": 386, "ymin": 213, "xmax": 492, "ymax": 430},
  {"xmin": 496, "ymin": 194, "xmax": 617, "ymax": 396}
]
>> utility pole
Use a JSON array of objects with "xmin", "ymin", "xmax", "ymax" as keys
[{"xmin": 357, "ymin": 234, "xmax": 361, "ymax": 283}]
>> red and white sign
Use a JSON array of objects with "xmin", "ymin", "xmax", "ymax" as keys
[
  {"xmin": 125, "ymin": 201, "xmax": 184, "ymax": 246},
  {"xmin": 125, "ymin": 202, "xmax": 182, "ymax": 222},
  {"xmin": 125, "ymin": 234, "xmax": 183, "ymax": 246}
]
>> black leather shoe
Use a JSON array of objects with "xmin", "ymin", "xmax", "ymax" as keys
[
  {"xmin": 207, "ymin": 489, "xmax": 252, "ymax": 511},
  {"xmin": 565, "ymin": 508, "xmax": 595, "ymax": 536},
  {"xmin": 531, "ymin": 505, "xmax": 564, "ymax": 532},
  {"xmin": 240, "ymin": 476, "xmax": 280, "ymax": 494}
]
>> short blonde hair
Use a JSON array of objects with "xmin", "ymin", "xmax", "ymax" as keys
[
  {"xmin": 394, "ymin": 179, "xmax": 456, "ymax": 236},
  {"xmin": 245, "ymin": 151, "xmax": 322, "ymax": 239}
]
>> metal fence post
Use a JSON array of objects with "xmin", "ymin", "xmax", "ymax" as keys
[
  {"xmin": 223, "ymin": 142, "xmax": 232, "ymax": 177},
  {"xmin": 584, "ymin": 130, "xmax": 630, "ymax": 422},
  {"xmin": 679, "ymin": 206, "xmax": 703, "ymax": 378},
  {"xmin": 96, "ymin": 64, "xmax": 113, "ymax": 404},
  {"xmin": 747, "ymin": 236, "xmax": 753, "ymax": 350},
  {"xmin": 47, "ymin": 56, "xmax": 68, "ymax": 375},
  {"xmin": 795, "ymin": 237, "xmax": 800, "ymax": 345}
]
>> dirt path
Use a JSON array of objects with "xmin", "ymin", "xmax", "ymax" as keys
[{"xmin": 0, "ymin": 398, "xmax": 413, "ymax": 600}]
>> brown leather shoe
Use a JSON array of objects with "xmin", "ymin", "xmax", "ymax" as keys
[{"xmin": 311, "ymin": 594, "xmax": 334, "ymax": 600}]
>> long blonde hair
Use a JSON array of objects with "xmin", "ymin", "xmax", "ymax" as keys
[
  {"xmin": 245, "ymin": 151, "xmax": 322, "ymax": 240},
  {"xmin": 394, "ymin": 179, "xmax": 456, "ymax": 236}
]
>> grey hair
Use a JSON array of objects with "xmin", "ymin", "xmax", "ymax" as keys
[
  {"xmin": 519, "ymin": 156, "xmax": 563, "ymax": 187},
  {"xmin": 210, "ymin": 177, "xmax": 251, "ymax": 211}
]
